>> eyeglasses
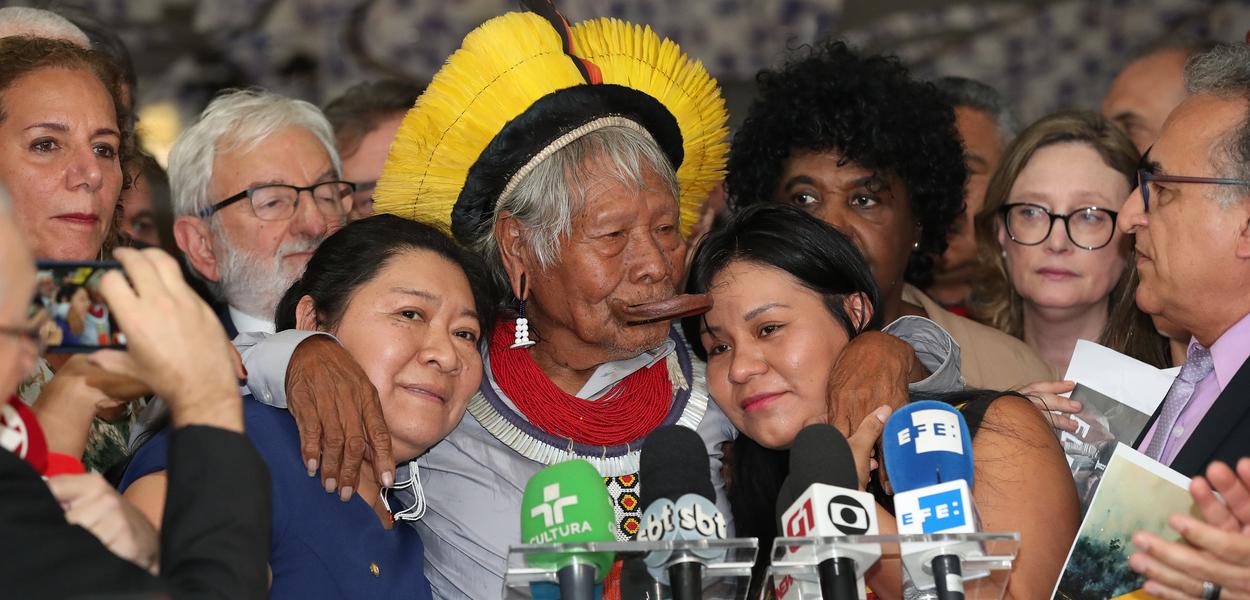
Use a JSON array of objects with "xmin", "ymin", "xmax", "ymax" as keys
[
  {"xmin": 1136, "ymin": 169, "xmax": 1250, "ymax": 212},
  {"xmin": 1, "ymin": 308, "xmax": 53, "ymax": 355},
  {"xmin": 999, "ymin": 202, "xmax": 1119, "ymax": 250},
  {"xmin": 198, "ymin": 181, "xmax": 356, "ymax": 221}
]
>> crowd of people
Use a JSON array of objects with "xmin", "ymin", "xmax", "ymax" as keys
[{"xmin": 1, "ymin": 4, "xmax": 1249, "ymax": 600}]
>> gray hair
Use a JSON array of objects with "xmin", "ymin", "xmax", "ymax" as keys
[
  {"xmin": 168, "ymin": 88, "xmax": 341, "ymax": 218},
  {"xmin": 934, "ymin": 76, "xmax": 1020, "ymax": 148},
  {"xmin": 0, "ymin": 7, "xmax": 89, "ymax": 48},
  {"xmin": 471, "ymin": 124, "xmax": 679, "ymax": 295},
  {"xmin": 1185, "ymin": 43, "xmax": 1250, "ymax": 206}
]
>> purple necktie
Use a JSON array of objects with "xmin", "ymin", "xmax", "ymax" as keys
[{"xmin": 1146, "ymin": 344, "xmax": 1214, "ymax": 461}]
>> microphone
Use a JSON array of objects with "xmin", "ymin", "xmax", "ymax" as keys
[
  {"xmin": 637, "ymin": 425, "xmax": 727, "ymax": 600},
  {"xmin": 775, "ymin": 424, "xmax": 881, "ymax": 600},
  {"xmin": 520, "ymin": 459, "xmax": 617, "ymax": 600},
  {"xmin": 882, "ymin": 401, "xmax": 984, "ymax": 600}
]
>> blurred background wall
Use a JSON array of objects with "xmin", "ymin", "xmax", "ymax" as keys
[{"xmin": 9, "ymin": 0, "xmax": 1247, "ymax": 163}]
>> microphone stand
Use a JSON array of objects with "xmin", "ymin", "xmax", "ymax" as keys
[{"xmin": 817, "ymin": 556, "xmax": 859, "ymax": 600}]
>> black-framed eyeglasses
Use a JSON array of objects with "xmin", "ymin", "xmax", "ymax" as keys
[
  {"xmin": 197, "ymin": 181, "xmax": 356, "ymax": 221},
  {"xmin": 999, "ymin": 202, "xmax": 1119, "ymax": 250},
  {"xmin": 1136, "ymin": 169, "xmax": 1250, "ymax": 212}
]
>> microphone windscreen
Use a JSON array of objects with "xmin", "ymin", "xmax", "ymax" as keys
[
  {"xmin": 882, "ymin": 401, "xmax": 975, "ymax": 494},
  {"xmin": 519, "ymin": 459, "xmax": 616, "ymax": 578},
  {"xmin": 789, "ymin": 423, "xmax": 858, "ymax": 490},
  {"xmin": 640, "ymin": 425, "xmax": 714, "ymax": 505}
]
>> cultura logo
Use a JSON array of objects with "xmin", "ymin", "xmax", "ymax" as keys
[
  {"xmin": 530, "ymin": 483, "xmax": 578, "ymax": 527},
  {"xmin": 527, "ymin": 483, "xmax": 595, "ymax": 544}
]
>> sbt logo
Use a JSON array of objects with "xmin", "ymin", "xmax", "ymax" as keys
[
  {"xmin": 899, "ymin": 487, "xmax": 970, "ymax": 534},
  {"xmin": 527, "ymin": 483, "xmax": 593, "ymax": 543},
  {"xmin": 895, "ymin": 409, "xmax": 964, "ymax": 454},
  {"xmin": 640, "ymin": 495, "xmax": 727, "ymax": 541}
]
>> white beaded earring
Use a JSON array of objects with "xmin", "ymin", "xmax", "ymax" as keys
[{"xmin": 512, "ymin": 273, "xmax": 536, "ymax": 349}]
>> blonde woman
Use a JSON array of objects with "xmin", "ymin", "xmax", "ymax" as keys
[{"xmin": 970, "ymin": 110, "xmax": 1168, "ymax": 416}]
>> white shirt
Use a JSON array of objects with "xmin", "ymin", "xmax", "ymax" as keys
[{"xmin": 228, "ymin": 306, "xmax": 275, "ymax": 336}]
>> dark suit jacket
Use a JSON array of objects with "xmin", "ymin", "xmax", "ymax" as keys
[
  {"xmin": 0, "ymin": 426, "xmax": 270, "ymax": 600},
  {"xmin": 213, "ymin": 301, "xmax": 239, "ymax": 341},
  {"xmin": 1170, "ymin": 356, "xmax": 1250, "ymax": 477}
]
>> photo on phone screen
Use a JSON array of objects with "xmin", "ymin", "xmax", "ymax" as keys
[{"xmin": 32, "ymin": 261, "xmax": 126, "ymax": 352}]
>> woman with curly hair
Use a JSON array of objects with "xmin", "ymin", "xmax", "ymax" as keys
[{"xmin": 728, "ymin": 40, "xmax": 1053, "ymax": 390}]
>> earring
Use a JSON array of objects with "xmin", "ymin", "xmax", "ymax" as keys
[
  {"xmin": 512, "ymin": 273, "xmax": 536, "ymax": 349},
  {"xmin": 912, "ymin": 241, "xmax": 920, "ymax": 250}
]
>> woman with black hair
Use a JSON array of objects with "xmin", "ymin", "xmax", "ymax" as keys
[
  {"xmin": 119, "ymin": 215, "xmax": 497, "ymax": 599},
  {"xmin": 728, "ymin": 40, "xmax": 1053, "ymax": 391},
  {"xmin": 682, "ymin": 204, "xmax": 1078, "ymax": 599}
]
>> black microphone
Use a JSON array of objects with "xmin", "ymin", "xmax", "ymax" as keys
[
  {"xmin": 775, "ymin": 424, "xmax": 881, "ymax": 600},
  {"xmin": 638, "ymin": 425, "xmax": 727, "ymax": 600}
]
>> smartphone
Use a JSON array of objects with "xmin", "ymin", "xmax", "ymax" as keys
[{"xmin": 33, "ymin": 260, "xmax": 126, "ymax": 352}]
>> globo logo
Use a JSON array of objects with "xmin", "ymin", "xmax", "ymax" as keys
[{"xmin": 827, "ymin": 494, "xmax": 871, "ymax": 535}]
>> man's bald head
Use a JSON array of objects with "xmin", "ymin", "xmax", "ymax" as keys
[
  {"xmin": 1102, "ymin": 44, "xmax": 1209, "ymax": 153},
  {"xmin": 0, "ymin": 7, "xmax": 89, "ymax": 48}
]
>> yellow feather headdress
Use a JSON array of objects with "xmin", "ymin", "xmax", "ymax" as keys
[{"xmin": 373, "ymin": 10, "xmax": 728, "ymax": 241}]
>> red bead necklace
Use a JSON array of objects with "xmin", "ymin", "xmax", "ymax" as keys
[{"xmin": 489, "ymin": 318, "xmax": 673, "ymax": 446}]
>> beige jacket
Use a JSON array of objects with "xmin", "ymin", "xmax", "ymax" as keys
[{"xmin": 902, "ymin": 285, "xmax": 1056, "ymax": 390}]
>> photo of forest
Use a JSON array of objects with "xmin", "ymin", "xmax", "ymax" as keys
[{"xmin": 1052, "ymin": 444, "xmax": 1195, "ymax": 600}]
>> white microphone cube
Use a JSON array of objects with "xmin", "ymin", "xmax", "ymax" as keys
[
  {"xmin": 777, "ymin": 484, "xmax": 882, "ymax": 599},
  {"xmin": 894, "ymin": 479, "xmax": 988, "ymax": 591}
]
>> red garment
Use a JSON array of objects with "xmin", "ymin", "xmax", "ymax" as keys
[{"xmin": 1, "ymin": 395, "xmax": 84, "ymax": 476}]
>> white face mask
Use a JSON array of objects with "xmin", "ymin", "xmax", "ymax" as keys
[{"xmin": 380, "ymin": 458, "xmax": 427, "ymax": 522}]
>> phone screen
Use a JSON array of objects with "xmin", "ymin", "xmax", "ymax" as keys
[{"xmin": 33, "ymin": 261, "xmax": 126, "ymax": 352}]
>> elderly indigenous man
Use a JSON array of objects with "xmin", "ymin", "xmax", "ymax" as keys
[
  {"xmin": 237, "ymin": 7, "xmax": 966, "ymax": 599},
  {"xmin": 169, "ymin": 89, "xmax": 354, "ymax": 337}
]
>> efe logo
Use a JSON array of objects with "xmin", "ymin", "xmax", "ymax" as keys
[
  {"xmin": 900, "ymin": 488, "xmax": 967, "ymax": 533},
  {"xmin": 895, "ymin": 409, "xmax": 964, "ymax": 454}
]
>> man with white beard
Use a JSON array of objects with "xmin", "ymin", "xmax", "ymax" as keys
[{"xmin": 171, "ymin": 89, "xmax": 352, "ymax": 336}]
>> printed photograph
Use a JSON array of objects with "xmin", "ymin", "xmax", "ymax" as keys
[{"xmin": 1052, "ymin": 444, "xmax": 1195, "ymax": 600}]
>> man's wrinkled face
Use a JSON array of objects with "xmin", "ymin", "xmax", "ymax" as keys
[
  {"xmin": 1118, "ymin": 94, "xmax": 1250, "ymax": 338},
  {"xmin": 525, "ymin": 166, "xmax": 686, "ymax": 360},
  {"xmin": 187, "ymin": 126, "xmax": 345, "ymax": 319}
]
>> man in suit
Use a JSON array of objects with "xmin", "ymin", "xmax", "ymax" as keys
[
  {"xmin": 170, "ymin": 89, "xmax": 351, "ymax": 337},
  {"xmin": 0, "ymin": 188, "xmax": 271, "ymax": 598},
  {"xmin": 1122, "ymin": 41, "xmax": 1250, "ymax": 477}
]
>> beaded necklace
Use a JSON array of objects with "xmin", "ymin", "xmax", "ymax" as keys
[{"xmin": 488, "ymin": 318, "xmax": 673, "ymax": 446}]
